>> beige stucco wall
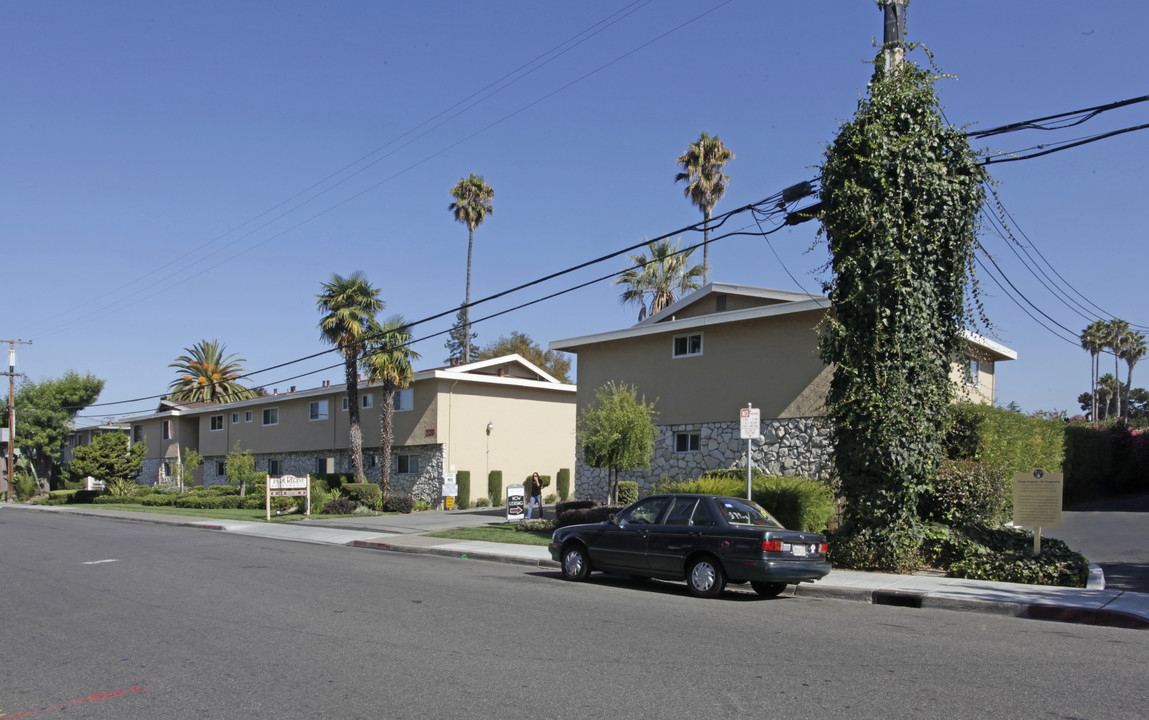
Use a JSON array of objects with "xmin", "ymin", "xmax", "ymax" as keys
[
  {"xmin": 950, "ymin": 358, "xmax": 996, "ymax": 405},
  {"xmin": 573, "ymin": 309, "xmax": 828, "ymax": 425}
]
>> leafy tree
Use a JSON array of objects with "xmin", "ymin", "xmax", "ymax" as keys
[
  {"xmin": 225, "ymin": 442, "xmax": 256, "ymax": 497},
  {"xmin": 817, "ymin": 30, "xmax": 987, "ymax": 571},
  {"xmin": 7, "ymin": 371, "xmax": 104, "ymax": 489},
  {"xmin": 578, "ymin": 381, "xmax": 658, "ymax": 504},
  {"xmin": 172, "ymin": 448, "xmax": 203, "ymax": 493},
  {"xmin": 167, "ymin": 339, "xmax": 256, "ymax": 403},
  {"xmin": 675, "ymin": 131, "xmax": 734, "ymax": 284},
  {"xmin": 613, "ymin": 237, "xmax": 705, "ymax": 321},
  {"xmin": 317, "ymin": 271, "xmax": 384, "ymax": 483},
  {"xmin": 444, "ymin": 307, "xmax": 477, "ymax": 365},
  {"xmin": 448, "ymin": 173, "xmax": 495, "ymax": 363},
  {"xmin": 362, "ymin": 315, "xmax": 420, "ymax": 497},
  {"xmin": 476, "ymin": 331, "xmax": 571, "ymax": 383},
  {"xmin": 65, "ymin": 432, "xmax": 145, "ymax": 496}
]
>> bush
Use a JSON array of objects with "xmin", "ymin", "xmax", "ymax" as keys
[
  {"xmin": 474, "ymin": 497, "xmax": 491, "ymax": 508},
  {"xmin": 455, "ymin": 470, "xmax": 471, "ymax": 509},
  {"xmin": 556, "ymin": 499, "xmax": 600, "ymax": 517},
  {"xmin": 413, "ymin": 500, "xmax": 432, "ymax": 512},
  {"xmin": 545, "ymin": 493, "xmax": 557, "ymax": 504},
  {"xmin": 617, "ymin": 480, "xmax": 638, "ymax": 506},
  {"xmin": 206, "ymin": 484, "xmax": 239, "ymax": 496},
  {"xmin": 141, "ymin": 494, "xmax": 178, "ymax": 507},
  {"xmin": 488, "ymin": 470, "xmax": 503, "ymax": 504},
  {"xmin": 342, "ymin": 483, "xmax": 382, "ymax": 508},
  {"xmin": 920, "ymin": 459, "xmax": 1011, "ymax": 526},
  {"xmin": 323, "ymin": 497, "xmax": 358, "ymax": 515},
  {"xmin": 922, "ymin": 523, "xmax": 1089, "ymax": 588},
  {"xmin": 383, "ymin": 494, "xmax": 415, "ymax": 514},
  {"xmin": 555, "ymin": 504, "xmax": 625, "ymax": 528},
  {"xmin": 556, "ymin": 468, "xmax": 571, "ymax": 501},
  {"xmin": 134, "ymin": 485, "xmax": 154, "ymax": 497},
  {"xmin": 91, "ymin": 495, "xmax": 137, "ymax": 504},
  {"xmin": 70, "ymin": 490, "xmax": 101, "ymax": 504},
  {"xmin": 946, "ymin": 403, "xmax": 1065, "ymax": 475},
  {"xmin": 14, "ymin": 472, "xmax": 38, "ymax": 501},
  {"xmin": 661, "ymin": 470, "xmax": 835, "ymax": 533}
]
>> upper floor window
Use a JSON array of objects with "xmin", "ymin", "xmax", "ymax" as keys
[
  {"xmin": 262, "ymin": 408, "xmax": 279, "ymax": 426},
  {"xmin": 965, "ymin": 356, "xmax": 980, "ymax": 387},
  {"xmin": 132, "ymin": 425, "xmax": 143, "ymax": 443},
  {"xmin": 244, "ymin": 410, "xmax": 253, "ymax": 423},
  {"xmin": 231, "ymin": 413, "xmax": 239, "ymax": 424},
  {"xmin": 394, "ymin": 389, "xmax": 413, "ymax": 412},
  {"xmin": 342, "ymin": 394, "xmax": 374, "ymax": 410},
  {"xmin": 673, "ymin": 333, "xmax": 703, "ymax": 358},
  {"xmin": 162, "ymin": 420, "xmax": 173, "ymax": 440},
  {"xmin": 210, "ymin": 415, "xmax": 224, "ymax": 431},
  {"xmin": 310, "ymin": 400, "xmax": 329, "ymax": 421}
]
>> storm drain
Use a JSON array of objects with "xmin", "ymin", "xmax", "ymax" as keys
[{"xmin": 871, "ymin": 590, "xmax": 923, "ymax": 608}]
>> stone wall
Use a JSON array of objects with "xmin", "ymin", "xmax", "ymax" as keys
[{"xmin": 575, "ymin": 417, "xmax": 833, "ymax": 502}]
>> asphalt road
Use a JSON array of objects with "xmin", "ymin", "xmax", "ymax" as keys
[
  {"xmin": 2, "ymin": 511, "xmax": 1147, "ymax": 719},
  {"xmin": 1052, "ymin": 492, "xmax": 1149, "ymax": 593}
]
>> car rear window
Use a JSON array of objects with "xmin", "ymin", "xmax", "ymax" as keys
[{"xmin": 719, "ymin": 498, "xmax": 783, "ymax": 528}]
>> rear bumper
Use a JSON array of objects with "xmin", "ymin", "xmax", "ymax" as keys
[{"xmin": 725, "ymin": 558, "xmax": 832, "ymax": 584}]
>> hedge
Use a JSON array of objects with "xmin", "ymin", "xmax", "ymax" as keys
[
  {"xmin": 456, "ymin": 470, "xmax": 471, "ymax": 509},
  {"xmin": 946, "ymin": 403, "xmax": 1065, "ymax": 475},
  {"xmin": 556, "ymin": 468, "xmax": 571, "ymax": 501},
  {"xmin": 342, "ymin": 482, "xmax": 381, "ymax": 508},
  {"xmin": 617, "ymin": 480, "xmax": 638, "ymax": 506},
  {"xmin": 659, "ymin": 470, "xmax": 835, "ymax": 533},
  {"xmin": 488, "ymin": 470, "xmax": 503, "ymax": 505},
  {"xmin": 919, "ymin": 459, "xmax": 1011, "ymax": 527}
]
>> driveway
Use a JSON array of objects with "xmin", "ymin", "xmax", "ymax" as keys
[{"xmin": 1050, "ymin": 492, "xmax": 1149, "ymax": 593}]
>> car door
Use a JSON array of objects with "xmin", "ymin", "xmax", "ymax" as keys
[
  {"xmin": 646, "ymin": 497, "xmax": 720, "ymax": 576},
  {"xmin": 588, "ymin": 496, "xmax": 670, "ymax": 573}
]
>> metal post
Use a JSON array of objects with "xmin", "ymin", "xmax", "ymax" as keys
[{"xmin": 746, "ymin": 403, "xmax": 753, "ymax": 500}]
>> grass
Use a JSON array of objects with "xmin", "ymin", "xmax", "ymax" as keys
[
  {"xmin": 425, "ymin": 523, "xmax": 553, "ymax": 546},
  {"xmin": 62, "ymin": 504, "xmax": 314, "ymax": 523}
]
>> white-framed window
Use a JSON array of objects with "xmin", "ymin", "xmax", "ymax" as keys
[
  {"xmin": 231, "ymin": 413, "xmax": 239, "ymax": 424},
  {"xmin": 162, "ymin": 461, "xmax": 174, "ymax": 479},
  {"xmin": 673, "ymin": 333, "xmax": 703, "ymax": 358},
  {"xmin": 268, "ymin": 459, "xmax": 283, "ymax": 476},
  {"xmin": 309, "ymin": 400, "xmax": 329, "ymax": 421},
  {"xmin": 162, "ymin": 420, "xmax": 173, "ymax": 440},
  {"xmin": 262, "ymin": 408, "xmax": 279, "ymax": 426},
  {"xmin": 244, "ymin": 410, "xmax": 253, "ymax": 423},
  {"xmin": 965, "ymin": 356, "xmax": 980, "ymax": 387},
  {"xmin": 394, "ymin": 388, "xmax": 413, "ymax": 412},
  {"xmin": 675, "ymin": 432, "xmax": 701, "ymax": 453},
  {"xmin": 342, "ymin": 394, "xmax": 374, "ymax": 410},
  {"xmin": 210, "ymin": 415, "xmax": 224, "ymax": 431},
  {"xmin": 397, "ymin": 454, "xmax": 419, "ymax": 475}
]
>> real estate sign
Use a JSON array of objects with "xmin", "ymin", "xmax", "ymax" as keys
[{"xmin": 266, "ymin": 474, "xmax": 311, "ymax": 521}]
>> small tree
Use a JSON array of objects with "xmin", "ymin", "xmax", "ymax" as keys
[
  {"xmin": 173, "ymin": 448, "xmax": 203, "ymax": 493},
  {"xmin": 225, "ymin": 442, "xmax": 257, "ymax": 497},
  {"xmin": 578, "ymin": 381, "xmax": 658, "ymax": 504},
  {"xmin": 65, "ymin": 432, "xmax": 145, "ymax": 496}
]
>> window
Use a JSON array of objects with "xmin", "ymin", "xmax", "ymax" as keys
[
  {"xmin": 342, "ymin": 397, "xmax": 348, "ymax": 411},
  {"xmin": 663, "ymin": 497, "xmax": 715, "ymax": 527},
  {"xmin": 244, "ymin": 411, "xmax": 253, "ymax": 423},
  {"xmin": 262, "ymin": 408, "xmax": 279, "ymax": 426},
  {"xmin": 394, "ymin": 389, "xmax": 413, "ymax": 412},
  {"xmin": 268, "ymin": 459, "xmax": 283, "ymax": 476},
  {"xmin": 162, "ymin": 420, "xmax": 173, "ymax": 440},
  {"xmin": 132, "ymin": 425, "xmax": 143, "ymax": 443},
  {"xmin": 675, "ymin": 432, "xmax": 700, "ymax": 453},
  {"xmin": 361, "ymin": 394, "xmax": 373, "ymax": 409},
  {"xmin": 366, "ymin": 454, "xmax": 377, "ymax": 468},
  {"xmin": 217, "ymin": 461, "xmax": 226, "ymax": 477},
  {"xmin": 309, "ymin": 400, "xmax": 329, "ymax": 421},
  {"xmin": 231, "ymin": 413, "xmax": 239, "ymax": 424},
  {"xmin": 162, "ymin": 461, "xmax": 173, "ymax": 479},
  {"xmin": 210, "ymin": 415, "xmax": 224, "ymax": 431},
  {"xmin": 673, "ymin": 333, "xmax": 703, "ymax": 357},
  {"xmin": 397, "ymin": 454, "xmax": 419, "ymax": 475},
  {"xmin": 618, "ymin": 496, "xmax": 672, "ymax": 525},
  {"xmin": 965, "ymin": 356, "xmax": 980, "ymax": 387}
]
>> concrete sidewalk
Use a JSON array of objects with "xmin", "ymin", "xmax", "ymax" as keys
[{"xmin": 7, "ymin": 503, "xmax": 1147, "ymax": 630}]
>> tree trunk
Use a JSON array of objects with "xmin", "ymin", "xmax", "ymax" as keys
[
  {"xmin": 701, "ymin": 209, "xmax": 711, "ymax": 285},
  {"xmin": 464, "ymin": 226, "xmax": 474, "ymax": 363},
  {"xmin": 379, "ymin": 385, "xmax": 394, "ymax": 498},
  {"xmin": 346, "ymin": 355, "xmax": 365, "ymax": 482}
]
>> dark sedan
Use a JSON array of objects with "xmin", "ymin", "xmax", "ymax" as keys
[{"xmin": 549, "ymin": 494, "xmax": 830, "ymax": 598}]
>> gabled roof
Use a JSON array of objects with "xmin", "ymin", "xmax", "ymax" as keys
[{"xmin": 634, "ymin": 282, "xmax": 825, "ymax": 328}]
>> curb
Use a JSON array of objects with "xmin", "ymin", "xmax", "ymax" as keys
[{"xmin": 352, "ymin": 539, "xmax": 560, "ymax": 569}]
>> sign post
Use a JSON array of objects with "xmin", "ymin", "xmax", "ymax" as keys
[
  {"xmin": 266, "ymin": 474, "xmax": 310, "ymax": 521},
  {"xmin": 739, "ymin": 404, "xmax": 760, "ymax": 500},
  {"xmin": 1013, "ymin": 469, "xmax": 1063, "ymax": 556},
  {"xmin": 506, "ymin": 484, "xmax": 525, "ymax": 522}
]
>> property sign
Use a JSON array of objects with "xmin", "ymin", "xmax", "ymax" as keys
[
  {"xmin": 442, "ymin": 472, "xmax": 458, "ymax": 498},
  {"xmin": 266, "ymin": 474, "xmax": 311, "ymax": 521},
  {"xmin": 506, "ymin": 484, "xmax": 525, "ymax": 521},
  {"xmin": 1013, "ymin": 470, "xmax": 1063, "ymax": 529},
  {"xmin": 86, "ymin": 476, "xmax": 106, "ymax": 491},
  {"xmin": 739, "ymin": 407, "xmax": 761, "ymax": 440}
]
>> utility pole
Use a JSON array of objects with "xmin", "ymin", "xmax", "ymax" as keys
[
  {"xmin": 3, "ymin": 339, "xmax": 31, "ymax": 502},
  {"xmin": 882, "ymin": 0, "xmax": 906, "ymax": 75}
]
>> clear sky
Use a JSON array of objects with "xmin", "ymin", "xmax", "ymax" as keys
[{"xmin": 4, "ymin": 1, "xmax": 1147, "ymax": 426}]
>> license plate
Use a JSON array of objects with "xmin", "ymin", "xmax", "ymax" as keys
[{"xmin": 791, "ymin": 544, "xmax": 807, "ymax": 557}]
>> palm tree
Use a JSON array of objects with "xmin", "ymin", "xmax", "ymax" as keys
[
  {"xmin": 448, "ymin": 173, "xmax": 495, "ymax": 363},
  {"xmin": 362, "ymin": 315, "xmax": 421, "ymax": 498},
  {"xmin": 1080, "ymin": 320, "xmax": 1107, "ymax": 421},
  {"xmin": 675, "ymin": 131, "xmax": 734, "ymax": 284},
  {"xmin": 1105, "ymin": 319, "xmax": 1132, "ymax": 418},
  {"xmin": 167, "ymin": 340, "xmax": 256, "ymax": 403},
  {"xmin": 614, "ymin": 237, "xmax": 705, "ymax": 321},
  {"xmin": 1118, "ymin": 328, "xmax": 1146, "ymax": 413},
  {"xmin": 317, "ymin": 272, "xmax": 383, "ymax": 483},
  {"xmin": 1098, "ymin": 373, "xmax": 1121, "ymax": 420}
]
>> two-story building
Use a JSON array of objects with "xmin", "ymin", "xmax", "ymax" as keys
[
  {"xmin": 551, "ymin": 283, "xmax": 1016, "ymax": 500},
  {"xmin": 126, "ymin": 354, "xmax": 577, "ymax": 505}
]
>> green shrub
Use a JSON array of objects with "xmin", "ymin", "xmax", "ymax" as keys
[
  {"xmin": 70, "ymin": 490, "xmax": 101, "ymax": 504},
  {"xmin": 14, "ymin": 472, "xmax": 38, "ymax": 500},
  {"xmin": 556, "ymin": 499, "xmax": 599, "ymax": 517},
  {"xmin": 617, "ymin": 480, "xmax": 639, "ymax": 505},
  {"xmin": 384, "ymin": 494, "xmax": 415, "ymax": 514},
  {"xmin": 922, "ymin": 523, "xmax": 1089, "ymax": 587},
  {"xmin": 474, "ymin": 497, "xmax": 491, "ymax": 508},
  {"xmin": 920, "ymin": 459, "xmax": 1011, "ymax": 526},
  {"xmin": 309, "ymin": 476, "xmax": 331, "ymax": 514},
  {"xmin": 662, "ymin": 470, "xmax": 834, "ymax": 533},
  {"xmin": 456, "ymin": 470, "xmax": 471, "ymax": 510},
  {"xmin": 342, "ymin": 482, "xmax": 381, "ymax": 508},
  {"xmin": 488, "ymin": 470, "xmax": 503, "ymax": 504},
  {"xmin": 91, "ymin": 495, "xmax": 136, "ymax": 504},
  {"xmin": 134, "ymin": 485, "xmax": 154, "ymax": 497},
  {"xmin": 206, "ymin": 484, "xmax": 239, "ymax": 496},
  {"xmin": 946, "ymin": 403, "xmax": 1065, "ymax": 475},
  {"xmin": 413, "ymin": 500, "xmax": 431, "ymax": 512},
  {"xmin": 323, "ymin": 497, "xmax": 358, "ymax": 515},
  {"xmin": 141, "ymin": 494, "xmax": 178, "ymax": 506},
  {"xmin": 545, "ymin": 493, "xmax": 557, "ymax": 504},
  {"xmin": 556, "ymin": 468, "xmax": 571, "ymax": 500}
]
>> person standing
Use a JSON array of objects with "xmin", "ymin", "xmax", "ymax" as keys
[{"xmin": 526, "ymin": 472, "xmax": 544, "ymax": 520}]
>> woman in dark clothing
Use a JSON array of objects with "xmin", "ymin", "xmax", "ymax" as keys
[{"xmin": 526, "ymin": 471, "xmax": 544, "ymax": 520}]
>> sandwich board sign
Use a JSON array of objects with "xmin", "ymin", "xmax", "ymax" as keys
[{"xmin": 506, "ymin": 484, "xmax": 525, "ymax": 521}]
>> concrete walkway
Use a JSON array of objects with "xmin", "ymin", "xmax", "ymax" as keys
[{"xmin": 6, "ymin": 503, "xmax": 1147, "ymax": 630}]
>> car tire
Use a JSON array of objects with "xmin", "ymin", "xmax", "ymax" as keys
[
  {"xmin": 686, "ymin": 556, "xmax": 726, "ymax": 598},
  {"xmin": 561, "ymin": 544, "xmax": 591, "ymax": 581},
  {"xmin": 751, "ymin": 581, "xmax": 788, "ymax": 597}
]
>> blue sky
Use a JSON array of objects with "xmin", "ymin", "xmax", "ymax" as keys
[{"xmin": 4, "ymin": 0, "xmax": 1147, "ymax": 426}]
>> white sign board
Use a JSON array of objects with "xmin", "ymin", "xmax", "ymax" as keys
[
  {"xmin": 740, "ymin": 407, "xmax": 760, "ymax": 440},
  {"xmin": 86, "ymin": 476, "xmax": 105, "ymax": 491},
  {"xmin": 442, "ymin": 472, "xmax": 458, "ymax": 497},
  {"xmin": 266, "ymin": 474, "xmax": 311, "ymax": 520},
  {"xmin": 506, "ymin": 484, "xmax": 526, "ymax": 521}
]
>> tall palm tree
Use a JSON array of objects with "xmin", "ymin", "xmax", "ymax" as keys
[
  {"xmin": 675, "ymin": 131, "xmax": 734, "ymax": 284},
  {"xmin": 1119, "ymin": 328, "xmax": 1146, "ymax": 413},
  {"xmin": 167, "ymin": 339, "xmax": 256, "ymax": 403},
  {"xmin": 448, "ymin": 173, "xmax": 495, "ymax": 363},
  {"xmin": 1080, "ymin": 320, "xmax": 1107, "ymax": 421},
  {"xmin": 614, "ymin": 237, "xmax": 706, "ymax": 321},
  {"xmin": 1105, "ymin": 319, "xmax": 1132, "ymax": 418},
  {"xmin": 362, "ymin": 315, "xmax": 420, "ymax": 498},
  {"xmin": 317, "ymin": 272, "xmax": 383, "ymax": 483}
]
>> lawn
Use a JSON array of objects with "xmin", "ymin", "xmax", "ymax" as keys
[
  {"xmin": 425, "ymin": 523, "xmax": 553, "ymax": 546},
  {"xmin": 67, "ymin": 504, "xmax": 317, "ymax": 523}
]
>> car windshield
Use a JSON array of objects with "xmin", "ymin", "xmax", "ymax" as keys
[{"xmin": 717, "ymin": 498, "xmax": 783, "ymax": 528}]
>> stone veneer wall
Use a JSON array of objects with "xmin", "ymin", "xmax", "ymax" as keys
[{"xmin": 574, "ymin": 417, "xmax": 833, "ymax": 502}]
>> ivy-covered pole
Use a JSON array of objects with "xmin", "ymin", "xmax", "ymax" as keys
[{"xmin": 818, "ymin": 1, "xmax": 987, "ymax": 572}]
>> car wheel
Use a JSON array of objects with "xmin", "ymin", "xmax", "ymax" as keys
[
  {"xmin": 561, "ymin": 544, "xmax": 591, "ymax": 581},
  {"xmin": 751, "ymin": 581, "xmax": 787, "ymax": 597},
  {"xmin": 686, "ymin": 556, "xmax": 726, "ymax": 598}
]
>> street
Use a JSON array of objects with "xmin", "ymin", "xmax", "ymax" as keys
[{"xmin": 2, "ymin": 511, "xmax": 1146, "ymax": 719}]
